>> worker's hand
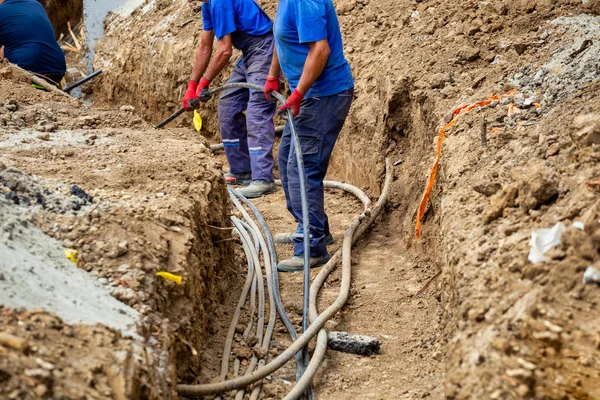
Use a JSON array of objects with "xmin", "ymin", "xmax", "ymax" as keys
[
  {"xmin": 182, "ymin": 80, "xmax": 199, "ymax": 110},
  {"xmin": 264, "ymin": 76, "xmax": 280, "ymax": 101},
  {"xmin": 279, "ymin": 89, "xmax": 304, "ymax": 117},
  {"xmin": 195, "ymin": 77, "xmax": 212, "ymax": 102}
]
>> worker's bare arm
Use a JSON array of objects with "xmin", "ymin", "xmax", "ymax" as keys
[
  {"xmin": 267, "ymin": 44, "xmax": 281, "ymax": 78},
  {"xmin": 296, "ymin": 39, "xmax": 330, "ymax": 95},
  {"xmin": 190, "ymin": 30, "xmax": 215, "ymax": 81},
  {"xmin": 0, "ymin": 46, "xmax": 4, "ymax": 59},
  {"xmin": 203, "ymin": 34, "xmax": 233, "ymax": 82}
]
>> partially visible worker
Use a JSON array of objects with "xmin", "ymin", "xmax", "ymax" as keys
[
  {"xmin": 182, "ymin": 0, "xmax": 278, "ymax": 198},
  {"xmin": 0, "ymin": 0, "xmax": 67, "ymax": 86},
  {"xmin": 264, "ymin": 0, "xmax": 354, "ymax": 271}
]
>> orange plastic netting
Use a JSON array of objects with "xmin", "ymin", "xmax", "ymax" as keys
[{"xmin": 415, "ymin": 90, "xmax": 519, "ymax": 239}]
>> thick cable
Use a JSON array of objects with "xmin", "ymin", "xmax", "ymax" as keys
[
  {"xmin": 177, "ymin": 164, "xmax": 392, "ymax": 396},
  {"xmin": 233, "ymin": 190, "xmax": 314, "ymax": 398},
  {"xmin": 215, "ymin": 223, "xmax": 256, "ymax": 391},
  {"xmin": 230, "ymin": 189, "xmax": 280, "ymax": 399},
  {"xmin": 206, "ymin": 83, "xmax": 312, "ymax": 383},
  {"xmin": 285, "ymin": 159, "xmax": 393, "ymax": 400}
]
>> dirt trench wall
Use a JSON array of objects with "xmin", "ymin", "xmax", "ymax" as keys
[
  {"xmin": 92, "ymin": 0, "xmax": 390, "ymax": 191},
  {"xmin": 0, "ymin": 68, "xmax": 237, "ymax": 390}
]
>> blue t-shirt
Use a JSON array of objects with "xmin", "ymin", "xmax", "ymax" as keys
[
  {"xmin": 274, "ymin": 0, "xmax": 353, "ymax": 98},
  {"xmin": 0, "ymin": 0, "xmax": 66, "ymax": 76},
  {"xmin": 202, "ymin": 0, "xmax": 272, "ymax": 51}
]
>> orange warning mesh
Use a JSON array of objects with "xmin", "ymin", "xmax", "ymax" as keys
[{"xmin": 415, "ymin": 92, "xmax": 515, "ymax": 239}]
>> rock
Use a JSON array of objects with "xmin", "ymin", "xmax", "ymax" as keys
[
  {"xmin": 119, "ymin": 105, "xmax": 135, "ymax": 113},
  {"xmin": 573, "ymin": 113, "xmax": 600, "ymax": 146},
  {"xmin": 111, "ymin": 286, "xmax": 136, "ymax": 303},
  {"xmin": 327, "ymin": 331, "xmax": 381, "ymax": 356},
  {"xmin": 429, "ymin": 73, "xmax": 452, "ymax": 89},
  {"xmin": 457, "ymin": 45, "xmax": 480, "ymax": 62},
  {"xmin": 37, "ymin": 133, "xmax": 50, "ymax": 141},
  {"xmin": 483, "ymin": 184, "xmax": 518, "ymax": 223},
  {"xmin": 546, "ymin": 144, "xmax": 560, "ymax": 157},
  {"xmin": 514, "ymin": 43, "xmax": 528, "ymax": 55},
  {"xmin": 506, "ymin": 368, "xmax": 533, "ymax": 381},
  {"xmin": 517, "ymin": 384, "xmax": 530, "ymax": 397},
  {"xmin": 511, "ymin": 160, "xmax": 558, "ymax": 212},
  {"xmin": 24, "ymin": 368, "xmax": 52, "ymax": 382},
  {"xmin": 473, "ymin": 182, "xmax": 502, "ymax": 197},
  {"xmin": 35, "ymin": 358, "xmax": 55, "ymax": 370}
]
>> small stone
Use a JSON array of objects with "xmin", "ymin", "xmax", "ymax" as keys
[
  {"xmin": 433, "ymin": 350, "xmax": 443, "ymax": 361},
  {"xmin": 35, "ymin": 358, "xmax": 55, "ymax": 370},
  {"xmin": 506, "ymin": 368, "xmax": 533, "ymax": 381},
  {"xmin": 119, "ymin": 105, "xmax": 135, "ymax": 112},
  {"xmin": 517, "ymin": 384, "xmax": 529, "ymax": 397},
  {"xmin": 34, "ymin": 384, "xmax": 48, "ymax": 397},
  {"xmin": 24, "ymin": 368, "xmax": 51, "ymax": 381},
  {"xmin": 457, "ymin": 45, "xmax": 480, "ymax": 61},
  {"xmin": 37, "ymin": 133, "xmax": 50, "ymax": 141},
  {"xmin": 546, "ymin": 144, "xmax": 560, "ymax": 157},
  {"xmin": 473, "ymin": 182, "xmax": 501, "ymax": 197},
  {"xmin": 429, "ymin": 73, "xmax": 452, "ymax": 89}
]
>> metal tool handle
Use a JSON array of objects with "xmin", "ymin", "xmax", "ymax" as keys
[
  {"xmin": 155, "ymin": 98, "xmax": 199, "ymax": 129},
  {"xmin": 62, "ymin": 69, "xmax": 103, "ymax": 93}
]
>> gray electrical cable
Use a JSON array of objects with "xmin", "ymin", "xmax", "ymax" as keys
[
  {"xmin": 233, "ymin": 189, "xmax": 313, "ymax": 398},
  {"xmin": 177, "ymin": 161, "xmax": 393, "ymax": 397},
  {"xmin": 206, "ymin": 83, "xmax": 313, "ymax": 386}
]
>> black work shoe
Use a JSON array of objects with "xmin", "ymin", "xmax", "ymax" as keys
[
  {"xmin": 277, "ymin": 253, "xmax": 331, "ymax": 273},
  {"xmin": 224, "ymin": 172, "xmax": 252, "ymax": 186},
  {"xmin": 273, "ymin": 232, "xmax": 334, "ymax": 246}
]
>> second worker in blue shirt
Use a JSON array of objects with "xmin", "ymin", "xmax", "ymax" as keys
[{"xmin": 264, "ymin": 0, "xmax": 355, "ymax": 272}]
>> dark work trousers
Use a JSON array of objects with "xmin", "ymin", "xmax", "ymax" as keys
[
  {"xmin": 218, "ymin": 34, "xmax": 276, "ymax": 182},
  {"xmin": 279, "ymin": 88, "xmax": 354, "ymax": 258}
]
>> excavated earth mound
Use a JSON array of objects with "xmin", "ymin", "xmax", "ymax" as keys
[{"xmin": 0, "ymin": 64, "xmax": 236, "ymax": 399}]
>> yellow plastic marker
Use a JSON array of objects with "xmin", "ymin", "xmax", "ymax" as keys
[
  {"xmin": 156, "ymin": 272, "xmax": 183, "ymax": 285},
  {"xmin": 193, "ymin": 110, "xmax": 203, "ymax": 132},
  {"xmin": 64, "ymin": 249, "xmax": 79, "ymax": 264}
]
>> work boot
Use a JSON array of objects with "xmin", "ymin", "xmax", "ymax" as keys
[
  {"xmin": 274, "ymin": 232, "xmax": 334, "ymax": 246},
  {"xmin": 237, "ymin": 180, "xmax": 277, "ymax": 198},
  {"xmin": 224, "ymin": 172, "xmax": 252, "ymax": 186},
  {"xmin": 277, "ymin": 253, "xmax": 331, "ymax": 273}
]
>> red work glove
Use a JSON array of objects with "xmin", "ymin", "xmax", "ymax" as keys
[
  {"xmin": 279, "ymin": 89, "xmax": 304, "ymax": 117},
  {"xmin": 264, "ymin": 76, "xmax": 280, "ymax": 101},
  {"xmin": 195, "ymin": 77, "xmax": 212, "ymax": 102},
  {"xmin": 182, "ymin": 80, "xmax": 199, "ymax": 110}
]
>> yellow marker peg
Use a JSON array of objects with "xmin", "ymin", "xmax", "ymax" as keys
[
  {"xmin": 156, "ymin": 272, "xmax": 183, "ymax": 285},
  {"xmin": 64, "ymin": 249, "xmax": 79, "ymax": 264},
  {"xmin": 193, "ymin": 110, "xmax": 203, "ymax": 132}
]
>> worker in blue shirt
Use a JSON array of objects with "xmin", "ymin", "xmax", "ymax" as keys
[
  {"xmin": 182, "ymin": 0, "xmax": 278, "ymax": 198},
  {"xmin": 0, "ymin": 0, "xmax": 66, "ymax": 86},
  {"xmin": 264, "ymin": 0, "xmax": 354, "ymax": 272}
]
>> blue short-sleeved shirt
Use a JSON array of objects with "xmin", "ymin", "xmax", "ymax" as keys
[
  {"xmin": 274, "ymin": 0, "xmax": 353, "ymax": 99},
  {"xmin": 0, "ymin": 0, "xmax": 66, "ymax": 76},
  {"xmin": 202, "ymin": 0, "xmax": 272, "ymax": 50}
]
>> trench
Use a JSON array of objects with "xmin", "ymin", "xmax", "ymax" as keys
[
  {"xmin": 33, "ymin": 2, "xmax": 456, "ymax": 396},
  {"xmin": 169, "ymin": 81, "xmax": 453, "ymax": 398}
]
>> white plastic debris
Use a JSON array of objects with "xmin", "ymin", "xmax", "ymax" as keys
[
  {"xmin": 528, "ymin": 222, "xmax": 566, "ymax": 264},
  {"xmin": 583, "ymin": 266, "xmax": 600, "ymax": 285},
  {"xmin": 572, "ymin": 221, "xmax": 585, "ymax": 230}
]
